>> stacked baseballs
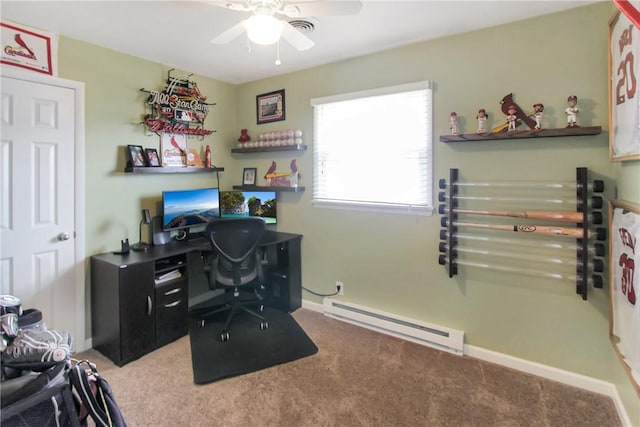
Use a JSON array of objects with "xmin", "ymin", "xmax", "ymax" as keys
[{"xmin": 238, "ymin": 129, "xmax": 303, "ymax": 148}]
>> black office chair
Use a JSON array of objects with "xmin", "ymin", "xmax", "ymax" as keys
[{"xmin": 196, "ymin": 217, "xmax": 268, "ymax": 342}]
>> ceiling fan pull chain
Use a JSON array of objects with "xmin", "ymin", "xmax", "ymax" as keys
[{"xmin": 275, "ymin": 40, "xmax": 282, "ymax": 66}]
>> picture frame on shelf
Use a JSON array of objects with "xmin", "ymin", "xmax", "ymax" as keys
[
  {"xmin": 127, "ymin": 145, "xmax": 146, "ymax": 167},
  {"xmin": 608, "ymin": 10, "xmax": 640, "ymax": 161},
  {"xmin": 256, "ymin": 89, "xmax": 285, "ymax": 124},
  {"xmin": 145, "ymin": 148, "xmax": 160, "ymax": 167},
  {"xmin": 243, "ymin": 168, "xmax": 257, "ymax": 186},
  {"xmin": 160, "ymin": 133, "xmax": 187, "ymax": 167},
  {"xmin": 608, "ymin": 199, "xmax": 640, "ymax": 396}
]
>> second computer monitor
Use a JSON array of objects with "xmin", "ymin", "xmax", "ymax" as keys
[{"xmin": 219, "ymin": 190, "xmax": 277, "ymax": 224}]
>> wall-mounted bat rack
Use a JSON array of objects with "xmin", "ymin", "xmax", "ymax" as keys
[{"xmin": 438, "ymin": 167, "xmax": 606, "ymax": 300}]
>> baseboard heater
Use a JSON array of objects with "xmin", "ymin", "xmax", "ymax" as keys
[{"xmin": 323, "ymin": 299, "xmax": 464, "ymax": 355}]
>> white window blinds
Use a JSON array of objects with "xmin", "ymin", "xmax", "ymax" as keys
[{"xmin": 311, "ymin": 81, "xmax": 433, "ymax": 215}]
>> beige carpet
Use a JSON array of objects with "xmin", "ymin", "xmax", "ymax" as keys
[{"xmin": 75, "ymin": 308, "xmax": 621, "ymax": 426}]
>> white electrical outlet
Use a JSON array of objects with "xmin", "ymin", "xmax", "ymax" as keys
[{"xmin": 336, "ymin": 281, "xmax": 344, "ymax": 296}]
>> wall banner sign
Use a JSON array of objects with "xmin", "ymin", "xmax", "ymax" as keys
[
  {"xmin": 141, "ymin": 71, "xmax": 216, "ymax": 137},
  {"xmin": 609, "ymin": 9, "xmax": 640, "ymax": 160},
  {"xmin": 1, "ymin": 20, "xmax": 57, "ymax": 76},
  {"xmin": 609, "ymin": 200, "xmax": 640, "ymax": 396}
]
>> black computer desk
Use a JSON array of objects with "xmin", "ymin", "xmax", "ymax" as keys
[{"xmin": 90, "ymin": 230, "xmax": 302, "ymax": 366}]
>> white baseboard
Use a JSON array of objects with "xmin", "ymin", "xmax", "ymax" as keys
[
  {"xmin": 301, "ymin": 298, "xmax": 632, "ymax": 426},
  {"xmin": 301, "ymin": 299, "xmax": 323, "ymax": 312},
  {"xmin": 83, "ymin": 337, "xmax": 92, "ymax": 352}
]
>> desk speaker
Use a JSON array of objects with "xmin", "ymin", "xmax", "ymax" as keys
[{"xmin": 152, "ymin": 216, "xmax": 170, "ymax": 246}]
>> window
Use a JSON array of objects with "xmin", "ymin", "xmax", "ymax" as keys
[{"xmin": 311, "ymin": 81, "xmax": 433, "ymax": 215}]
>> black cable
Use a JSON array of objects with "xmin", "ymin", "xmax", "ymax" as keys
[
  {"xmin": 214, "ymin": 168, "xmax": 221, "ymax": 190},
  {"xmin": 302, "ymin": 286, "xmax": 340, "ymax": 297}
]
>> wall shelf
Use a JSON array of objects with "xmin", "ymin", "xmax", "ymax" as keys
[
  {"xmin": 439, "ymin": 126, "xmax": 601, "ymax": 143},
  {"xmin": 124, "ymin": 166, "xmax": 224, "ymax": 174},
  {"xmin": 233, "ymin": 185, "xmax": 305, "ymax": 192},
  {"xmin": 231, "ymin": 144, "xmax": 307, "ymax": 153}
]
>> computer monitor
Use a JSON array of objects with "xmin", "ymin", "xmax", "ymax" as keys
[
  {"xmin": 162, "ymin": 187, "xmax": 220, "ymax": 231},
  {"xmin": 219, "ymin": 190, "xmax": 277, "ymax": 224}
]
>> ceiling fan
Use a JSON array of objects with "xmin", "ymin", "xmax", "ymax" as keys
[{"xmin": 210, "ymin": 0, "xmax": 363, "ymax": 51}]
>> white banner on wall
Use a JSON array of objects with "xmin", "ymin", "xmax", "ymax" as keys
[
  {"xmin": 1, "ymin": 20, "xmax": 58, "ymax": 76},
  {"xmin": 610, "ymin": 200, "xmax": 640, "ymax": 396}
]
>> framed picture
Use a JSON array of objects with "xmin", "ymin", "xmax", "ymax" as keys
[
  {"xmin": 256, "ymin": 89, "xmax": 285, "ymax": 124},
  {"xmin": 144, "ymin": 148, "xmax": 160, "ymax": 167},
  {"xmin": 609, "ymin": 199, "xmax": 640, "ymax": 396},
  {"xmin": 127, "ymin": 145, "xmax": 146, "ymax": 167},
  {"xmin": 243, "ymin": 168, "xmax": 257, "ymax": 186},
  {"xmin": 609, "ymin": 9, "xmax": 640, "ymax": 161}
]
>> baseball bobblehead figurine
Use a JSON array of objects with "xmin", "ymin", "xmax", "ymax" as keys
[
  {"xmin": 506, "ymin": 105, "xmax": 518, "ymax": 131},
  {"xmin": 565, "ymin": 95, "xmax": 579, "ymax": 127},
  {"xmin": 449, "ymin": 112, "xmax": 459, "ymax": 135},
  {"xmin": 476, "ymin": 108, "xmax": 488, "ymax": 133},
  {"xmin": 533, "ymin": 103, "xmax": 544, "ymax": 130}
]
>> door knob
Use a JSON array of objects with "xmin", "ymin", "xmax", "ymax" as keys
[{"xmin": 57, "ymin": 232, "xmax": 71, "ymax": 241}]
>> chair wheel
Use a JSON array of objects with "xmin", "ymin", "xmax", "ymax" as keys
[
  {"xmin": 260, "ymin": 321, "xmax": 268, "ymax": 330},
  {"xmin": 259, "ymin": 304, "xmax": 264, "ymax": 312},
  {"xmin": 220, "ymin": 332, "xmax": 230, "ymax": 342},
  {"xmin": 199, "ymin": 320, "xmax": 205, "ymax": 328}
]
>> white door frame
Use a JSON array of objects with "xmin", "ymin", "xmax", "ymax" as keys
[{"xmin": 1, "ymin": 67, "xmax": 86, "ymax": 350}]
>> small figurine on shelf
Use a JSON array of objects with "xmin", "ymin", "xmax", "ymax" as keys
[
  {"xmin": 204, "ymin": 145, "xmax": 211, "ymax": 168},
  {"xmin": 449, "ymin": 112, "xmax": 459, "ymax": 135},
  {"xmin": 264, "ymin": 159, "xmax": 300, "ymax": 187},
  {"xmin": 506, "ymin": 105, "xmax": 518, "ymax": 131},
  {"xmin": 290, "ymin": 159, "xmax": 300, "ymax": 188},
  {"xmin": 533, "ymin": 103, "xmax": 544, "ymax": 130},
  {"xmin": 264, "ymin": 161, "xmax": 277, "ymax": 185},
  {"xmin": 565, "ymin": 95, "xmax": 579, "ymax": 128},
  {"xmin": 238, "ymin": 129, "xmax": 251, "ymax": 143},
  {"xmin": 499, "ymin": 93, "xmax": 536, "ymax": 130},
  {"xmin": 476, "ymin": 109, "xmax": 488, "ymax": 134}
]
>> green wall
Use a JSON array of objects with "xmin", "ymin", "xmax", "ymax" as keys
[
  {"xmin": 234, "ymin": 3, "xmax": 638, "ymax": 421},
  {"xmin": 48, "ymin": 2, "xmax": 637, "ymax": 422},
  {"xmin": 58, "ymin": 39, "xmax": 238, "ymax": 255}
]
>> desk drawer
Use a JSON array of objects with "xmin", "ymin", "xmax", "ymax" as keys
[{"xmin": 155, "ymin": 279, "xmax": 188, "ymax": 347}]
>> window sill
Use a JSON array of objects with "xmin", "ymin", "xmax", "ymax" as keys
[{"xmin": 312, "ymin": 199, "xmax": 433, "ymax": 216}]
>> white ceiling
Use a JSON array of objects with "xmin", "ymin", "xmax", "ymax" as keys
[{"xmin": 1, "ymin": 0, "xmax": 599, "ymax": 84}]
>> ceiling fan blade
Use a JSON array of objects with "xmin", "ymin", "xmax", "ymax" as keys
[
  {"xmin": 210, "ymin": 20, "xmax": 247, "ymax": 44},
  {"xmin": 208, "ymin": 1, "xmax": 250, "ymax": 12},
  {"xmin": 283, "ymin": 1, "xmax": 363, "ymax": 17},
  {"xmin": 281, "ymin": 21, "xmax": 315, "ymax": 51}
]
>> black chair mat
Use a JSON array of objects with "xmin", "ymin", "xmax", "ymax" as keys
[{"xmin": 188, "ymin": 307, "xmax": 318, "ymax": 385}]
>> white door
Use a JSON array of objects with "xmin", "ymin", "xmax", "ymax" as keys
[{"xmin": 0, "ymin": 71, "xmax": 85, "ymax": 349}]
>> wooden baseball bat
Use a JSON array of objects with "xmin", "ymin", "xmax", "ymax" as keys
[
  {"xmin": 441, "ymin": 218, "xmax": 606, "ymax": 240},
  {"xmin": 438, "ymin": 205, "xmax": 602, "ymax": 224}
]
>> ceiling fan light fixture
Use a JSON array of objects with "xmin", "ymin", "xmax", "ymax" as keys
[{"xmin": 245, "ymin": 14, "xmax": 282, "ymax": 45}]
